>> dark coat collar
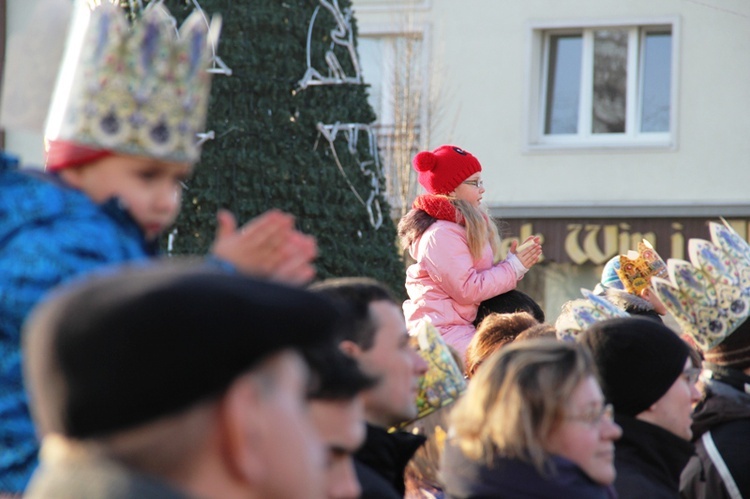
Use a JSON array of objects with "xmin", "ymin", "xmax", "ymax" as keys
[
  {"xmin": 354, "ymin": 423, "xmax": 426, "ymax": 497},
  {"xmin": 614, "ymin": 414, "xmax": 694, "ymax": 494}
]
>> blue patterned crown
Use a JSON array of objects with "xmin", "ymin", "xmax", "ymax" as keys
[
  {"xmin": 45, "ymin": 1, "xmax": 220, "ymax": 163},
  {"xmin": 556, "ymin": 289, "xmax": 630, "ymax": 341},
  {"xmin": 652, "ymin": 220, "xmax": 750, "ymax": 351}
]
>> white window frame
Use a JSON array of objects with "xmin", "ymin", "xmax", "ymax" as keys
[
  {"xmin": 357, "ymin": 24, "xmax": 431, "ymax": 129},
  {"xmin": 525, "ymin": 17, "xmax": 680, "ymax": 151}
]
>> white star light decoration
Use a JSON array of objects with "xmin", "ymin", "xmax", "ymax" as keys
[
  {"xmin": 300, "ymin": 0, "xmax": 386, "ymax": 230},
  {"xmin": 316, "ymin": 122, "xmax": 384, "ymax": 230}
]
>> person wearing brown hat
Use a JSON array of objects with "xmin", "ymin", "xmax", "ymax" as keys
[
  {"xmin": 579, "ymin": 317, "xmax": 700, "ymax": 499},
  {"xmin": 650, "ymin": 221, "xmax": 750, "ymax": 499},
  {"xmin": 22, "ymin": 263, "xmax": 345, "ymax": 499},
  {"xmin": 398, "ymin": 145, "xmax": 542, "ymax": 356}
]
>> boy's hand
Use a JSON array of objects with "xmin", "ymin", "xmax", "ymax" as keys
[
  {"xmin": 509, "ymin": 235, "xmax": 542, "ymax": 269},
  {"xmin": 210, "ymin": 209, "xmax": 317, "ymax": 285}
]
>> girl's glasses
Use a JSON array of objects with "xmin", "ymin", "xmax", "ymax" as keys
[{"xmin": 463, "ymin": 179, "xmax": 483, "ymax": 188}]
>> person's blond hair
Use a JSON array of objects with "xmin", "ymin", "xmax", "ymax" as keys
[
  {"xmin": 449, "ymin": 339, "xmax": 595, "ymax": 475},
  {"xmin": 398, "ymin": 196, "xmax": 503, "ymax": 263}
]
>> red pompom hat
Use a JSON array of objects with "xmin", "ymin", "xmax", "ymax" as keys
[{"xmin": 412, "ymin": 145, "xmax": 482, "ymax": 195}]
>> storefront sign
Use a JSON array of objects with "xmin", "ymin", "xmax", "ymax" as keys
[{"xmin": 499, "ymin": 218, "xmax": 750, "ymax": 265}]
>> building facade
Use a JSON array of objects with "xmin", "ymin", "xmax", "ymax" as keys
[{"xmin": 352, "ymin": 0, "xmax": 750, "ymax": 319}]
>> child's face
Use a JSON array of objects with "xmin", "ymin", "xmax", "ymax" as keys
[
  {"xmin": 62, "ymin": 154, "xmax": 192, "ymax": 241},
  {"xmin": 451, "ymin": 172, "xmax": 485, "ymax": 207}
]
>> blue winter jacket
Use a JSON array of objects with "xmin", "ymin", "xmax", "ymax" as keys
[{"xmin": 0, "ymin": 156, "xmax": 156, "ymax": 492}]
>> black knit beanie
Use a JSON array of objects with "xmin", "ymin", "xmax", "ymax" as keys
[{"xmin": 579, "ymin": 317, "xmax": 690, "ymax": 417}]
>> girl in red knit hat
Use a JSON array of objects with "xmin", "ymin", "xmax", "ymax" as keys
[{"xmin": 398, "ymin": 145, "xmax": 542, "ymax": 356}]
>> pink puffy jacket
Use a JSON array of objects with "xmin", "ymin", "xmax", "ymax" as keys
[{"xmin": 403, "ymin": 220, "xmax": 521, "ymax": 356}]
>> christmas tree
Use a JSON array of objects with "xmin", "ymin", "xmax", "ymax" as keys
[{"xmin": 160, "ymin": 0, "xmax": 404, "ymax": 294}]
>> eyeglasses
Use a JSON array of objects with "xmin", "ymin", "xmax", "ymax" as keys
[
  {"xmin": 565, "ymin": 403, "xmax": 614, "ymax": 428},
  {"xmin": 682, "ymin": 367, "xmax": 701, "ymax": 385},
  {"xmin": 462, "ymin": 179, "xmax": 484, "ymax": 188}
]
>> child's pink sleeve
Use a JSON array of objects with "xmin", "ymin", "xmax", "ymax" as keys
[{"xmin": 418, "ymin": 224, "xmax": 518, "ymax": 306}]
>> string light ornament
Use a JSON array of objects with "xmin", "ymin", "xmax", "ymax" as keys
[
  {"xmin": 316, "ymin": 122, "xmax": 384, "ymax": 230},
  {"xmin": 299, "ymin": 1, "xmax": 386, "ymax": 229},
  {"xmin": 298, "ymin": 0, "xmax": 363, "ymax": 90}
]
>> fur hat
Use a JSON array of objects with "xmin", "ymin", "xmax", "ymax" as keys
[
  {"xmin": 23, "ymin": 262, "xmax": 343, "ymax": 438},
  {"xmin": 580, "ymin": 317, "xmax": 690, "ymax": 417},
  {"xmin": 413, "ymin": 145, "xmax": 482, "ymax": 195},
  {"xmin": 704, "ymin": 317, "xmax": 750, "ymax": 370}
]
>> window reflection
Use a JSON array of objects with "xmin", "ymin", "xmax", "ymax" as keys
[
  {"xmin": 640, "ymin": 32, "xmax": 672, "ymax": 132},
  {"xmin": 592, "ymin": 29, "xmax": 628, "ymax": 134},
  {"xmin": 545, "ymin": 35, "xmax": 582, "ymax": 135}
]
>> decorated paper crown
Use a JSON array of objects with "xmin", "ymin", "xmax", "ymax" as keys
[
  {"xmin": 615, "ymin": 240, "xmax": 668, "ymax": 295},
  {"xmin": 399, "ymin": 319, "xmax": 467, "ymax": 428},
  {"xmin": 652, "ymin": 221, "xmax": 750, "ymax": 352},
  {"xmin": 556, "ymin": 289, "xmax": 630, "ymax": 341},
  {"xmin": 45, "ymin": 1, "xmax": 220, "ymax": 164}
]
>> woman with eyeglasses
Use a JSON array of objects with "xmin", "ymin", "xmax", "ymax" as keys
[
  {"xmin": 398, "ymin": 145, "xmax": 542, "ymax": 356},
  {"xmin": 441, "ymin": 339, "xmax": 622, "ymax": 498}
]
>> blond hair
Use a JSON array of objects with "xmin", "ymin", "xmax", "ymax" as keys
[
  {"xmin": 453, "ymin": 198, "xmax": 503, "ymax": 263},
  {"xmin": 398, "ymin": 196, "xmax": 503, "ymax": 263},
  {"xmin": 449, "ymin": 339, "xmax": 594, "ymax": 475}
]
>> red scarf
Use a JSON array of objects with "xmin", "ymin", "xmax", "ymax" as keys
[{"xmin": 412, "ymin": 194, "xmax": 465, "ymax": 225}]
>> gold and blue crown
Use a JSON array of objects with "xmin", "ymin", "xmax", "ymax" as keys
[
  {"xmin": 556, "ymin": 289, "xmax": 630, "ymax": 341},
  {"xmin": 652, "ymin": 221, "xmax": 750, "ymax": 351},
  {"xmin": 616, "ymin": 240, "xmax": 668, "ymax": 295},
  {"xmin": 45, "ymin": 1, "xmax": 220, "ymax": 163},
  {"xmin": 406, "ymin": 319, "xmax": 466, "ymax": 425}
]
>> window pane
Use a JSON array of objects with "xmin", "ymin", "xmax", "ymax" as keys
[
  {"xmin": 544, "ymin": 35, "xmax": 582, "ymax": 135},
  {"xmin": 640, "ymin": 31, "xmax": 672, "ymax": 132},
  {"xmin": 358, "ymin": 37, "xmax": 386, "ymax": 120},
  {"xmin": 592, "ymin": 29, "xmax": 628, "ymax": 134}
]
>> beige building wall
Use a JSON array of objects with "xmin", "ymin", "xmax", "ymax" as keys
[
  {"xmin": 352, "ymin": 0, "xmax": 750, "ymax": 215},
  {"xmin": 353, "ymin": 0, "xmax": 750, "ymax": 320}
]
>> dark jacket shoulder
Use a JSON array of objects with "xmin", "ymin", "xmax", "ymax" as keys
[
  {"xmin": 441, "ymin": 440, "xmax": 613, "ymax": 499},
  {"xmin": 614, "ymin": 415, "xmax": 693, "ymax": 499},
  {"xmin": 355, "ymin": 423, "xmax": 426, "ymax": 498}
]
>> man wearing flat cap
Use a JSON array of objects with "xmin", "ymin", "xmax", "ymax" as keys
[
  {"xmin": 22, "ymin": 263, "xmax": 343, "ymax": 499},
  {"xmin": 579, "ymin": 317, "xmax": 701, "ymax": 499}
]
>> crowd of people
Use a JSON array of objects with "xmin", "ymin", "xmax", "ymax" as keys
[{"xmin": 2, "ymin": 2, "xmax": 750, "ymax": 499}]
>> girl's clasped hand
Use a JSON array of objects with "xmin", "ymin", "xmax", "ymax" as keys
[{"xmin": 510, "ymin": 235, "xmax": 543, "ymax": 269}]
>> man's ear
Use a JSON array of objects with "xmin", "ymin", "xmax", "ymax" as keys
[
  {"xmin": 217, "ymin": 374, "xmax": 267, "ymax": 485},
  {"xmin": 339, "ymin": 339, "xmax": 362, "ymax": 359}
]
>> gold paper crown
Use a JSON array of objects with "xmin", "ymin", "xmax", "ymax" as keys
[
  {"xmin": 556, "ymin": 289, "xmax": 630, "ymax": 341},
  {"xmin": 615, "ymin": 240, "xmax": 668, "ymax": 295},
  {"xmin": 402, "ymin": 320, "xmax": 466, "ymax": 427},
  {"xmin": 45, "ymin": 1, "xmax": 220, "ymax": 163},
  {"xmin": 652, "ymin": 221, "xmax": 750, "ymax": 352}
]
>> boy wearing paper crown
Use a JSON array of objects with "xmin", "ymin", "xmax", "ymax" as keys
[
  {"xmin": 0, "ymin": 1, "xmax": 316, "ymax": 492},
  {"xmin": 650, "ymin": 221, "xmax": 750, "ymax": 498},
  {"xmin": 594, "ymin": 240, "xmax": 669, "ymax": 323}
]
